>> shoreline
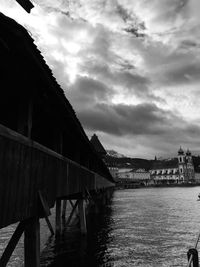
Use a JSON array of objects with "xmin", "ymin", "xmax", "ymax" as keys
[{"xmin": 116, "ymin": 183, "xmax": 200, "ymax": 190}]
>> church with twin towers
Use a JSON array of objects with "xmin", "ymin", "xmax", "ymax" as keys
[
  {"xmin": 150, "ymin": 147, "xmax": 195, "ymax": 184},
  {"xmin": 177, "ymin": 147, "xmax": 195, "ymax": 182}
]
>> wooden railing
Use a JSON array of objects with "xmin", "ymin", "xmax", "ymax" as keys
[{"xmin": 0, "ymin": 124, "xmax": 114, "ymax": 229}]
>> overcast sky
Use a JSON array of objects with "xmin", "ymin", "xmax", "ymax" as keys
[{"xmin": 1, "ymin": 0, "xmax": 200, "ymax": 158}]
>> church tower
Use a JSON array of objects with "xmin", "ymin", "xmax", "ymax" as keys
[
  {"xmin": 178, "ymin": 147, "xmax": 186, "ymax": 182},
  {"xmin": 185, "ymin": 149, "xmax": 195, "ymax": 181}
]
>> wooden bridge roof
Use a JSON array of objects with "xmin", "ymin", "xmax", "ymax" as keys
[
  {"xmin": 0, "ymin": 11, "xmax": 114, "ymax": 183},
  {"xmin": 0, "ymin": 11, "xmax": 115, "ymax": 230}
]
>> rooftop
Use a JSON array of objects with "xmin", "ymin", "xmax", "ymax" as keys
[{"xmin": 90, "ymin": 134, "xmax": 107, "ymax": 156}]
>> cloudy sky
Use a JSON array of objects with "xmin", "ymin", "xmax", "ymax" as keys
[{"xmin": 1, "ymin": 0, "xmax": 200, "ymax": 158}]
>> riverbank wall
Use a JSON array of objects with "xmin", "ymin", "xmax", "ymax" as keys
[{"xmin": 116, "ymin": 182, "xmax": 200, "ymax": 190}]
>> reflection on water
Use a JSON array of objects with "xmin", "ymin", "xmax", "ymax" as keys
[
  {"xmin": 40, "ymin": 187, "xmax": 200, "ymax": 267},
  {"xmin": 41, "ymin": 205, "xmax": 115, "ymax": 267},
  {"xmin": 1, "ymin": 187, "xmax": 200, "ymax": 266}
]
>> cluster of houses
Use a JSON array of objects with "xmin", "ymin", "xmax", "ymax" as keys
[
  {"xmin": 113, "ymin": 147, "xmax": 200, "ymax": 186},
  {"xmin": 90, "ymin": 134, "xmax": 200, "ymax": 186}
]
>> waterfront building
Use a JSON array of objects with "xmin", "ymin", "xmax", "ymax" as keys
[
  {"xmin": 195, "ymin": 172, "xmax": 200, "ymax": 183},
  {"xmin": 118, "ymin": 167, "xmax": 133, "ymax": 174},
  {"xmin": 116, "ymin": 168, "xmax": 151, "ymax": 185},
  {"xmin": 150, "ymin": 148, "xmax": 195, "ymax": 184},
  {"xmin": 108, "ymin": 165, "xmax": 119, "ymax": 180}
]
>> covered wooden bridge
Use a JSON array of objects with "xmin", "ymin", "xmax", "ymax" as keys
[{"xmin": 0, "ymin": 4, "xmax": 115, "ymax": 266}]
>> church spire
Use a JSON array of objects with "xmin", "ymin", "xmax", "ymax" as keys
[{"xmin": 178, "ymin": 146, "xmax": 184, "ymax": 155}]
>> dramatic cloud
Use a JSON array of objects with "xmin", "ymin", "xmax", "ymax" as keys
[{"xmin": 1, "ymin": 0, "xmax": 200, "ymax": 158}]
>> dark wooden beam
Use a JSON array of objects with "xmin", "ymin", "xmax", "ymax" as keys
[
  {"xmin": 38, "ymin": 191, "xmax": 54, "ymax": 235},
  {"xmin": 15, "ymin": 0, "xmax": 34, "ymax": 13},
  {"xmin": 55, "ymin": 199, "xmax": 62, "ymax": 235},
  {"xmin": 69, "ymin": 199, "xmax": 75, "ymax": 209},
  {"xmin": 66, "ymin": 200, "xmax": 79, "ymax": 226},
  {"xmin": 62, "ymin": 200, "xmax": 67, "ymax": 219},
  {"xmin": 78, "ymin": 199, "xmax": 87, "ymax": 234},
  {"xmin": 24, "ymin": 217, "xmax": 40, "ymax": 267},
  {"xmin": 0, "ymin": 220, "xmax": 26, "ymax": 266}
]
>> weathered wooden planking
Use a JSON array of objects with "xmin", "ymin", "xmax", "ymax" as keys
[{"xmin": 0, "ymin": 124, "xmax": 114, "ymax": 228}]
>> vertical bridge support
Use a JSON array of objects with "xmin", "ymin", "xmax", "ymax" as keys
[
  {"xmin": 187, "ymin": 248, "xmax": 199, "ymax": 267},
  {"xmin": 24, "ymin": 217, "xmax": 40, "ymax": 267},
  {"xmin": 63, "ymin": 196, "xmax": 87, "ymax": 234},
  {"xmin": 78, "ymin": 199, "xmax": 87, "ymax": 235},
  {"xmin": 56, "ymin": 199, "xmax": 62, "ymax": 236},
  {"xmin": 0, "ymin": 221, "xmax": 27, "ymax": 267},
  {"xmin": 0, "ymin": 218, "xmax": 41, "ymax": 267},
  {"xmin": 62, "ymin": 200, "xmax": 67, "ymax": 219},
  {"xmin": 0, "ymin": 191, "xmax": 55, "ymax": 266}
]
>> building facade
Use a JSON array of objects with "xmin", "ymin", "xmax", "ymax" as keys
[
  {"xmin": 150, "ymin": 148, "xmax": 195, "ymax": 184},
  {"xmin": 108, "ymin": 165, "xmax": 119, "ymax": 180},
  {"xmin": 116, "ymin": 168, "xmax": 150, "ymax": 182}
]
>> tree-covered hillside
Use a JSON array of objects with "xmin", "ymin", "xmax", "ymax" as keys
[{"xmin": 105, "ymin": 155, "xmax": 200, "ymax": 172}]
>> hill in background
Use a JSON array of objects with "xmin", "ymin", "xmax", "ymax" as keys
[
  {"xmin": 105, "ymin": 150, "xmax": 200, "ymax": 172},
  {"xmin": 105, "ymin": 154, "xmax": 153, "ymax": 171}
]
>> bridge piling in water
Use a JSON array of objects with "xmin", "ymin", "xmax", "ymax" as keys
[
  {"xmin": 38, "ymin": 191, "xmax": 54, "ymax": 235},
  {"xmin": 62, "ymin": 200, "xmax": 67, "ymax": 219},
  {"xmin": 78, "ymin": 199, "xmax": 87, "ymax": 234},
  {"xmin": 55, "ymin": 199, "xmax": 62, "ymax": 236},
  {"xmin": 0, "ymin": 221, "xmax": 26, "ymax": 266},
  {"xmin": 0, "ymin": 188, "xmax": 114, "ymax": 266},
  {"xmin": 24, "ymin": 217, "xmax": 40, "ymax": 267}
]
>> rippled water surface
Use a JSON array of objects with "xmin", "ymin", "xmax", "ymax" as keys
[
  {"xmin": 109, "ymin": 187, "xmax": 200, "ymax": 267},
  {"xmin": 1, "ymin": 187, "xmax": 200, "ymax": 266}
]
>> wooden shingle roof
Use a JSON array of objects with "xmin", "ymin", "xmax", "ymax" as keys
[{"xmin": 0, "ymin": 12, "xmax": 114, "ymax": 182}]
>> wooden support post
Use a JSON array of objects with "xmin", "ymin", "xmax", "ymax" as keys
[
  {"xmin": 78, "ymin": 199, "xmax": 87, "ymax": 234},
  {"xmin": 0, "ymin": 221, "xmax": 26, "ymax": 266},
  {"xmin": 85, "ymin": 187, "xmax": 92, "ymax": 200},
  {"xmin": 45, "ymin": 216, "xmax": 54, "ymax": 236},
  {"xmin": 69, "ymin": 199, "xmax": 75, "ymax": 209},
  {"xmin": 66, "ymin": 199, "xmax": 79, "ymax": 226},
  {"xmin": 69, "ymin": 200, "xmax": 79, "ymax": 217},
  {"xmin": 62, "ymin": 200, "xmax": 67, "ymax": 219},
  {"xmin": 56, "ymin": 199, "xmax": 61, "ymax": 235},
  {"xmin": 187, "ymin": 248, "xmax": 199, "ymax": 267},
  {"xmin": 24, "ymin": 217, "xmax": 40, "ymax": 267},
  {"xmin": 38, "ymin": 191, "xmax": 54, "ymax": 235}
]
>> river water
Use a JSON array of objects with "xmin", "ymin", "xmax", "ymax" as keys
[{"xmin": 1, "ymin": 187, "xmax": 200, "ymax": 266}]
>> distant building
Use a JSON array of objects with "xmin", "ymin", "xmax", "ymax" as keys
[
  {"xmin": 195, "ymin": 173, "xmax": 200, "ymax": 183},
  {"xmin": 118, "ymin": 167, "xmax": 133, "ymax": 173},
  {"xmin": 116, "ymin": 168, "xmax": 150, "ymax": 183},
  {"xmin": 150, "ymin": 148, "xmax": 195, "ymax": 184},
  {"xmin": 108, "ymin": 164, "xmax": 119, "ymax": 180}
]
